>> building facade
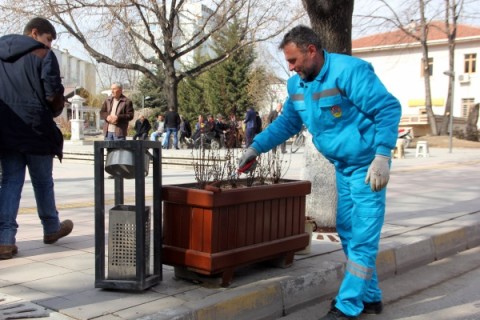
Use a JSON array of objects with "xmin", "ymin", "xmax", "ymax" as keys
[
  {"xmin": 352, "ymin": 22, "xmax": 479, "ymax": 136},
  {"xmin": 52, "ymin": 48, "xmax": 97, "ymax": 95},
  {"xmin": 52, "ymin": 48, "xmax": 100, "ymax": 135}
]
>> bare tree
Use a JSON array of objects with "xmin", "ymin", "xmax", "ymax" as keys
[
  {"xmin": 418, "ymin": 0, "xmax": 438, "ymax": 135},
  {"xmin": 355, "ymin": 0, "xmax": 476, "ymax": 136},
  {"xmin": 355, "ymin": 0, "xmax": 438, "ymax": 135},
  {"xmin": 0, "ymin": 0, "xmax": 303, "ymax": 110},
  {"xmin": 439, "ymin": 0, "xmax": 463, "ymax": 135}
]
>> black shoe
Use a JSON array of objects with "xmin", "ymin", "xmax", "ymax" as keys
[
  {"xmin": 319, "ymin": 307, "xmax": 357, "ymax": 320},
  {"xmin": 362, "ymin": 301, "xmax": 383, "ymax": 314}
]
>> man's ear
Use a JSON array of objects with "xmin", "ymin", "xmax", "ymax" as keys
[
  {"xmin": 29, "ymin": 28, "xmax": 39, "ymax": 38},
  {"xmin": 307, "ymin": 44, "xmax": 317, "ymax": 56}
]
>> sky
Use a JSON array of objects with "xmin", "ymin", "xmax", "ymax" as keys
[{"xmin": 44, "ymin": 0, "xmax": 480, "ymax": 88}]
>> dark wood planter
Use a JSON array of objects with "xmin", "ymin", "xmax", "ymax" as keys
[{"xmin": 162, "ymin": 179, "xmax": 311, "ymax": 286}]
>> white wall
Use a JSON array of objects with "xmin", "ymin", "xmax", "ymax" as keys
[{"xmin": 353, "ymin": 40, "xmax": 479, "ymax": 118}]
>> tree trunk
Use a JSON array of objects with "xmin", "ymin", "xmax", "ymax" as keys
[
  {"xmin": 419, "ymin": 0, "xmax": 438, "ymax": 135},
  {"xmin": 465, "ymin": 103, "xmax": 479, "ymax": 141},
  {"xmin": 302, "ymin": 133, "xmax": 337, "ymax": 227},
  {"xmin": 440, "ymin": 0, "xmax": 458, "ymax": 136},
  {"xmin": 300, "ymin": 0, "xmax": 354, "ymax": 227},
  {"xmin": 163, "ymin": 61, "xmax": 179, "ymax": 111},
  {"xmin": 302, "ymin": 0, "xmax": 354, "ymax": 55}
]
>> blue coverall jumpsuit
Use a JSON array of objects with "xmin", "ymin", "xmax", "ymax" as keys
[{"xmin": 251, "ymin": 50, "xmax": 401, "ymax": 317}]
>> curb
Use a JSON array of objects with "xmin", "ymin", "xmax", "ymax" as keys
[{"xmin": 139, "ymin": 218, "xmax": 480, "ymax": 320}]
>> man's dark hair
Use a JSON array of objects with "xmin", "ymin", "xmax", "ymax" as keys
[
  {"xmin": 279, "ymin": 25, "xmax": 322, "ymax": 52},
  {"xmin": 23, "ymin": 17, "xmax": 57, "ymax": 39}
]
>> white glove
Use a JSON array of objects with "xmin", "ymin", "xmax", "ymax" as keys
[
  {"xmin": 238, "ymin": 147, "xmax": 259, "ymax": 173},
  {"xmin": 365, "ymin": 155, "xmax": 390, "ymax": 192}
]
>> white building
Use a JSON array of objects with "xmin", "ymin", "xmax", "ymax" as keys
[
  {"xmin": 52, "ymin": 48, "xmax": 97, "ymax": 95},
  {"xmin": 352, "ymin": 21, "xmax": 480, "ymax": 136},
  {"xmin": 52, "ymin": 48, "xmax": 100, "ymax": 135}
]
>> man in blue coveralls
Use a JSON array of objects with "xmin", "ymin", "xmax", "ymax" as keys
[{"xmin": 238, "ymin": 25, "xmax": 401, "ymax": 320}]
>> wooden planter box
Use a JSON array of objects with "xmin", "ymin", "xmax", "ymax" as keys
[{"xmin": 162, "ymin": 179, "xmax": 311, "ymax": 286}]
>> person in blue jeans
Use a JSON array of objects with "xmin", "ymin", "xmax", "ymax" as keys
[
  {"xmin": 150, "ymin": 114, "xmax": 165, "ymax": 142},
  {"xmin": 0, "ymin": 17, "xmax": 74, "ymax": 260},
  {"xmin": 238, "ymin": 25, "xmax": 401, "ymax": 320},
  {"xmin": 162, "ymin": 107, "xmax": 181, "ymax": 149}
]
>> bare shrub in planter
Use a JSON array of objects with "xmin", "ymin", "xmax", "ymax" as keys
[{"xmin": 162, "ymin": 145, "xmax": 311, "ymax": 286}]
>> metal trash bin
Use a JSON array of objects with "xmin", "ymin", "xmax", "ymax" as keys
[
  {"xmin": 108, "ymin": 205, "xmax": 150, "ymax": 279},
  {"xmin": 95, "ymin": 140, "xmax": 162, "ymax": 291}
]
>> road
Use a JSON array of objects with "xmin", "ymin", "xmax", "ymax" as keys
[{"xmin": 280, "ymin": 246, "xmax": 480, "ymax": 320}]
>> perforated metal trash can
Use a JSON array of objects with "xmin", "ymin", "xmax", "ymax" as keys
[{"xmin": 108, "ymin": 205, "xmax": 150, "ymax": 279}]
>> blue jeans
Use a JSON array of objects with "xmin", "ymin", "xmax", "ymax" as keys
[
  {"xmin": 150, "ymin": 132, "xmax": 164, "ymax": 141},
  {"xmin": 163, "ymin": 128, "xmax": 178, "ymax": 149},
  {"xmin": 105, "ymin": 132, "xmax": 125, "ymax": 141},
  {"xmin": 0, "ymin": 151, "xmax": 60, "ymax": 245}
]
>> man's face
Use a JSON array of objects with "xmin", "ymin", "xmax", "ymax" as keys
[
  {"xmin": 283, "ymin": 42, "xmax": 319, "ymax": 81},
  {"xmin": 32, "ymin": 30, "xmax": 54, "ymax": 48},
  {"xmin": 111, "ymin": 85, "xmax": 122, "ymax": 99}
]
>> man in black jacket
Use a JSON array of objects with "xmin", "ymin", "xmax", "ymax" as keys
[
  {"xmin": 133, "ymin": 115, "xmax": 151, "ymax": 140},
  {"xmin": 163, "ymin": 107, "xmax": 181, "ymax": 149},
  {"xmin": 0, "ymin": 17, "xmax": 74, "ymax": 260}
]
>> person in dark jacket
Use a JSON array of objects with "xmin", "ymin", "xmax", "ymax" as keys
[
  {"xmin": 133, "ymin": 115, "xmax": 151, "ymax": 140},
  {"xmin": 267, "ymin": 103, "xmax": 287, "ymax": 154},
  {"xmin": 162, "ymin": 107, "xmax": 181, "ymax": 149},
  {"xmin": 100, "ymin": 82, "xmax": 134, "ymax": 140},
  {"xmin": 243, "ymin": 107, "xmax": 257, "ymax": 148},
  {"xmin": 0, "ymin": 17, "xmax": 74, "ymax": 260}
]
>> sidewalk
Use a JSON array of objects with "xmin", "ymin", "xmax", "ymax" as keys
[{"xmin": 1, "ymin": 146, "xmax": 479, "ymax": 320}]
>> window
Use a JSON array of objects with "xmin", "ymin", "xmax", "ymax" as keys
[
  {"xmin": 464, "ymin": 54, "xmax": 477, "ymax": 74},
  {"xmin": 421, "ymin": 57, "xmax": 433, "ymax": 77},
  {"xmin": 461, "ymin": 98, "xmax": 475, "ymax": 118}
]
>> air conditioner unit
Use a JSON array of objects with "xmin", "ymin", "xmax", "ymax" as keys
[{"xmin": 458, "ymin": 74, "xmax": 471, "ymax": 84}]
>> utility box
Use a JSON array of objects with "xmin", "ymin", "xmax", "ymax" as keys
[{"xmin": 108, "ymin": 205, "xmax": 150, "ymax": 279}]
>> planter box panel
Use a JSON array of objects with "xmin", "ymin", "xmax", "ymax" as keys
[
  {"xmin": 163, "ymin": 203, "xmax": 191, "ymax": 249},
  {"xmin": 278, "ymin": 198, "xmax": 287, "ymax": 238},
  {"xmin": 270, "ymin": 199, "xmax": 279, "ymax": 240},
  {"xmin": 246, "ymin": 203, "xmax": 256, "ymax": 246},
  {"xmin": 162, "ymin": 180, "xmax": 312, "ymax": 286},
  {"xmin": 255, "ymin": 201, "xmax": 264, "ymax": 244},
  {"xmin": 162, "ymin": 180, "xmax": 312, "ymax": 208},
  {"xmin": 262, "ymin": 200, "xmax": 272, "ymax": 242},
  {"xmin": 164, "ymin": 234, "xmax": 309, "ymax": 275},
  {"xmin": 191, "ymin": 207, "xmax": 207, "ymax": 252},
  {"xmin": 227, "ymin": 207, "xmax": 238, "ymax": 250}
]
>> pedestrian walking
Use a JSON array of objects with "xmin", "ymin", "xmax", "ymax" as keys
[{"xmin": 0, "ymin": 17, "xmax": 74, "ymax": 259}]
